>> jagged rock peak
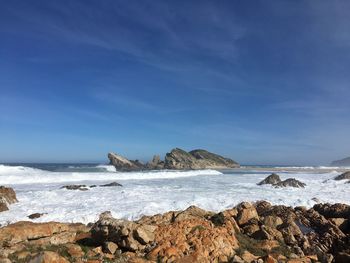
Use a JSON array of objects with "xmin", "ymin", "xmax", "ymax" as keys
[
  {"xmin": 108, "ymin": 148, "xmax": 239, "ymax": 171},
  {"xmin": 164, "ymin": 148, "xmax": 239, "ymax": 170}
]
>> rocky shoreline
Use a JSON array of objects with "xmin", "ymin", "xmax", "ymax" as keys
[
  {"xmin": 108, "ymin": 148, "xmax": 240, "ymax": 171},
  {"xmin": 1, "ymin": 172, "xmax": 350, "ymax": 262},
  {"xmin": 0, "ymin": 201, "xmax": 349, "ymax": 263}
]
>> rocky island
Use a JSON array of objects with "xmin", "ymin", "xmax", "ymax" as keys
[{"xmin": 108, "ymin": 148, "xmax": 240, "ymax": 171}]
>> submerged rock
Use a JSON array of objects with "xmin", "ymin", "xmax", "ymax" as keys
[
  {"xmin": 257, "ymin": 173, "xmax": 282, "ymax": 185},
  {"xmin": 274, "ymin": 178, "xmax": 306, "ymax": 188},
  {"xmin": 28, "ymin": 213, "xmax": 46, "ymax": 219},
  {"xmin": 99, "ymin": 182, "xmax": 122, "ymax": 187},
  {"xmin": 334, "ymin": 171, "xmax": 350, "ymax": 181},
  {"xmin": 60, "ymin": 185, "xmax": 89, "ymax": 191},
  {"xmin": 0, "ymin": 186, "xmax": 18, "ymax": 212}
]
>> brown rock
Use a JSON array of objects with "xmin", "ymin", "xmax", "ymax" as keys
[
  {"xmin": 263, "ymin": 215, "xmax": 283, "ymax": 228},
  {"xmin": 65, "ymin": 243, "xmax": 84, "ymax": 258},
  {"xmin": 134, "ymin": 225, "xmax": 156, "ymax": 244},
  {"xmin": 313, "ymin": 203, "xmax": 350, "ymax": 218},
  {"xmin": 0, "ymin": 221, "xmax": 87, "ymax": 247},
  {"xmin": 335, "ymin": 252, "xmax": 350, "ymax": 263},
  {"xmin": 240, "ymin": 250, "xmax": 258, "ymax": 262},
  {"xmin": 103, "ymin": 241, "xmax": 118, "ymax": 254},
  {"xmin": 174, "ymin": 205, "xmax": 213, "ymax": 221},
  {"xmin": 235, "ymin": 202, "xmax": 259, "ymax": 226},
  {"xmin": 28, "ymin": 251, "xmax": 69, "ymax": 263},
  {"xmin": 0, "ymin": 186, "xmax": 18, "ymax": 212},
  {"xmin": 262, "ymin": 255, "xmax": 278, "ymax": 263}
]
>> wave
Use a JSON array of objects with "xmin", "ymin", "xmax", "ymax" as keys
[
  {"xmin": 95, "ymin": 164, "xmax": 116, "ymax": 172},
  {"xmin": 0, "ymin": 164, "xmax": 222, "ymax": 185}
]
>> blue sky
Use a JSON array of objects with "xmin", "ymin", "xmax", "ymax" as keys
[{"xmin": 1, "ymin": 0, "xmax": 350, "ymax": 164}]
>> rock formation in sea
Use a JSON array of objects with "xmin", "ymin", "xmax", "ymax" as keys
[
  {"xmin": 0, "ymin": 186, "xmax": 18, "ymax": 212},
  {"xmin": 257, "ymin": 174, "xmax": 306, "ymax": 188},
  {"xmin": 334, "ymin": 171, "xmax": 350, "ymax": 181},
  {"xmin": 257, "ymin": 173, "xmax": 281, "ymax": 185},
  {"xmin": 331, "ymin": 156, "xmax": 350, "ymax": 166},
  {"xmin": 1, "ymin": 202, "xmax": 349, "ymax": 262},
  {"xmin": 274, "ymin": 178, "xmax": 306, "ymax": 188},
  {"xmin": 108, "ymin": 148, "xmax": 239, "ymax": 171},
  {"xmin": 108, "ymin": 152, "xmax": 144, "ymax": 171}
]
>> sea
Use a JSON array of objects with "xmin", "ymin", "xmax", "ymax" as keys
[{"xmin": 0, "ymin": 163, "xmax": 349, "ymax": 225}]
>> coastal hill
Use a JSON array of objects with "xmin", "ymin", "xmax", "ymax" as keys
[
  {"xmin": 108, "ymin": 148, "xmax": 239, "ymax": 171},
  {"xmin": 331, "ymin": 157, "xmax": 350, "ymax": 166}
]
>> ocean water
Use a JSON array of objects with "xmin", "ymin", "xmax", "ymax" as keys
[{"xmin": 0, "ymin": 163, "xmax": 349, "ymax": 225}]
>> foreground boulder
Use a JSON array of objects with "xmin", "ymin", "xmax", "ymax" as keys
[
  {"xmin": 99, "ymin": 182, "xmax": 122, "ymax": 187},
  {"xmin": 257, "ymin": 173, "xmax": 281, "ymax": 185},
  {"xmin": 91, "ymin": 211, "xmax": 157, "ymax": 252},
  {"xmin": 0, "ymin": 186, "xmax": 18, "ymax": 212},
  {"xmin": 2, "ymin": 202, "xmax": 350, "ymax": 262},
  {"xmin": 108, "ymin": 148, "xmax": 239, "ymax": 171},
  {"xmin": 334, "ymin": 171, "xmax": 350, "ymax": 181}
]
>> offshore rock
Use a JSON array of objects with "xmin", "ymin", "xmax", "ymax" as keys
[
  {"xmin": 274, "ymin": 178, "xmax": 306, "ymax": 188},
  {"xmin": 334, "ymin": 171, "xmax": 350, "ymax": 181},
  {"xmin": 164, "ymin": 148, "xmax": 239, "ymax": 170},
  {"xmin": 108, "ymin": 152, "xmax": 145, "ymax": 171},
  {"xmin": 146, "ymin": 155, "xmax": 164, "ymax": 169},
  {"xmin": 109, "ymin": 148, "xmax": 239, "ymax": 171},
  {"xmin": 257, "ymin": 173, "xmax": 281, "ymax": 185},
  {"xmin": 60, "ymin": 185, "xmax": 89, "ymax": 191}
]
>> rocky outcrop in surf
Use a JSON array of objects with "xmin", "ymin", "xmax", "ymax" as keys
[
  {"xmin": 334, "ymin": 171, "xmax": 350, "ymax": 181},
  {"xmin": 257, "ymin": 173, "xmax": 281, "ymax": 185},
  {"xmin": 0, "ymin": 186, "xmax": 18, "ymax": 212},
  {"xmin": 108, "ymin": 148, "xmax": 239, "ymax": 171},
  {"xmin": 257, "ymin": 174, "xmax": 306, "ymax": 188},
  {"xmin": 1, "ymin": 202, "xmax": 349, "ymax": 262},
  {"xmin": 108, "ymin": 152, "xmax": 144, "ymax": 171}
]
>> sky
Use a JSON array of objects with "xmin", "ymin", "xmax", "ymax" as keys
[{"xmin": 0, "ymin": 0, "xmax": 350, "ymax": 165}]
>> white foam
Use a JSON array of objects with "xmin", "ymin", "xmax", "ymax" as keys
[
  {"xmin": 0, "ymin": 165, "xmax": 222, "ymax": 185},
  {"xmin": 0, "ymin": 165, "xmax": 349, "ymax": 225},
  {"xmin": 95, "ymin": 164, "xmax": 116, "ymax": 172}
]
